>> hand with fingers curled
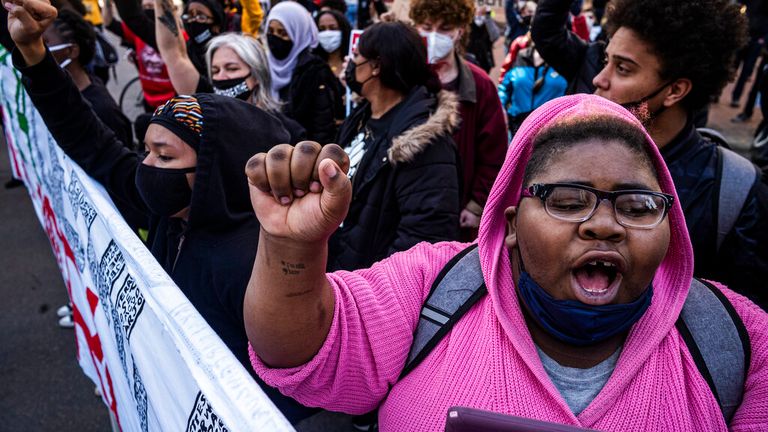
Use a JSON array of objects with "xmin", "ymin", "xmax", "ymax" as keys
[
  {"xmin": 4, "ymin": 0, "xmax": 57, "ymax": 64},
  {"xmin": 245, "ymin": 141, "xmax": 352, "ymax": 245}
]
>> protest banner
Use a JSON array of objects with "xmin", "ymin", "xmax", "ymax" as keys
[{"xmin": 0, "ymin": 47, "xmax": 294, "ymax": 432}]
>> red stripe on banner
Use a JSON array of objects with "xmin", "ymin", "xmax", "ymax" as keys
[
  {"xmin": 71, "ymin": 296, "xmax": 83, "ymax": 361},
  {"xmin": 87, "ymin": 288, "xmax": 99, "ymax": 314},
  {"xmin": 105, "ymin": 368, "xmax": 122, "ymax": 431},
  {"xmin": 41, "ymin": 194, "xmax": 77, "ymax": 268}
]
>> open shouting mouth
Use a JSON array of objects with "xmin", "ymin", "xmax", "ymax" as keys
[{"xmin": 571, "ymin": 253, "xmax": 626, "ymax": 305}]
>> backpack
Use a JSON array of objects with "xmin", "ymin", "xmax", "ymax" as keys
[
  {"xmin": 750, "ymin": 119, "xmax": 768, "ymax": 175},
  {"xmin": 91, "ymin": 29, "xmax": 119, "ymax": 69},
  {"xmin": 697, "ymin": 128, "xmax": 761, "ymax": 251},
  {"xmin": 403, "ymin": 245, "xmax": 751, "ymax": 423}
]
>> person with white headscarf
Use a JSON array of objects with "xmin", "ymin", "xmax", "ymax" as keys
[{"xmin": 267, "ymin": 1, "xmax": 342, "ymax": 143}]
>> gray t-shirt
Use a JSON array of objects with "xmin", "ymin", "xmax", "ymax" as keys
[{"xmin": 537, "ymin": 346, "xmax": 622, "ymax": 415}]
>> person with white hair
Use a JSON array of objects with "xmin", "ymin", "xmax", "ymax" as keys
[{"xmin": 152, "ymin": 0, "xmax": 306, "ymax": 142}]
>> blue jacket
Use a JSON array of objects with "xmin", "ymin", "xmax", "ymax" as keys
[{"xmin": 497, "ymin": 47, "xmax": 567, "ymax": 118}]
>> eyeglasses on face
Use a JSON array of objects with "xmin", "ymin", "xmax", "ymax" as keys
[
  {"xmin": 520, "ymin": 183, "xmax": 675, "ymax": 229},
  {"xmin": 182, "ymin": 13, "xmax": 213, "ymax": 23}
]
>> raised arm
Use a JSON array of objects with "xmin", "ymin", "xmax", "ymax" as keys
[
  {"xmin": 530, "ymin": 0, "xmax": 588, "ymax": 82},
  {"xmin": 102, "ymin": 0, "xmax": 125, "ymax": 38},
  {"xmin": 243, "ymin": 141, "xmax": 351, "ymax": 367},
  {"xmin": 102, "ymin": 0, "xmax": 114, "ymax": 27},
  {"xmin": 7, "ymin": 0, "xmax": 146, "ymax": 213},
  {"xmin": 154, "ymin": 0, "xmax": 199, "ymax": 94},
  {"xmin": 114, "ymin": 0, "xmax": 157, "ymax": 50}
]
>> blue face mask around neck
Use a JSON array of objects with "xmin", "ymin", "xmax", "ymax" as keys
[{"xmin": 517, "ymin": 269, "xmax": 653, "ymax": 346}]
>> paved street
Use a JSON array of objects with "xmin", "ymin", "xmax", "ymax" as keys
[
  {"xmin": 0, "ymin": 30, "xmax": 761, "ymax": 431},
  {"xmin": 0, "ymin": 133, "xmax": 110, "ymax": 431}
]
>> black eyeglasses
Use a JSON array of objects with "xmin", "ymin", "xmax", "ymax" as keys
[{"xmin": 521, "ymin": 183, "xmax": 674, "ymax": 229}]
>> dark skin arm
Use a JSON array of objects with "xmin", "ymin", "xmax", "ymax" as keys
[{"xmin": 244, "ymin": 142, "xmax": 351, "ymax": 367}]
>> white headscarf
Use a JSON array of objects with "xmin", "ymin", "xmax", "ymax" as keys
[{"xmin": 266, "ymin": 1, "xmax": 319, "ymax": 98}]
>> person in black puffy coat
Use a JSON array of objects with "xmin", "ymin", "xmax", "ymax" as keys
[{"xmin": 328, "ymin": 22, "xmax": 461, "ymax": 271}]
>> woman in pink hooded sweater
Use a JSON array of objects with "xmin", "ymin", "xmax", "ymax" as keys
[{"xmin": 242, "ymin": 94, "xmax": 768, "ymax": 431}]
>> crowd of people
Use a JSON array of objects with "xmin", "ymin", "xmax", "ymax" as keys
[{"xmin": 2, "ymin": 0, "xmax": 768, "ymax": 430}]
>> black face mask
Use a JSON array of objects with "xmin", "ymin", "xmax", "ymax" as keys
[
  {"xmin": 521, "ymin": 15, "xmax": 532, "ymax": 28},
  {"xmin": 186, "ymin": 21, "xmax": 214, "ymax": 45},
  {"xmin": 344, "ymin": 59, "xmax": 372, "ymax": 95},
  {"xmin": 143, "ymin": 8, "xmax": 155, "ymax": 22},
  {"xmin": 212, "ymin": 75, "xmax": 253, "ymax": 100},
  {"xmin": 135, "ymin": 163, "xmax": 196, "ymax": 217},
  {"xmin": 267, "ymin": 34, "xmax": 294, "ymax": 60},
  {"xmin": 620, "ymin": 80, "xmax": 674, "ymax": 124}
]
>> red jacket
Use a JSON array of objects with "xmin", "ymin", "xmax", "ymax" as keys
[
  {"xmin": 451, "ymin": 60, "xmax": 508, "ymax": 215},
  {"xmin": 121, "ymin": 23, "xmax": 176, "ymax": 108}
]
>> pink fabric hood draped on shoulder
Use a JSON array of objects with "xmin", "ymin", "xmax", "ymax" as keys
[{"xmin": 250, "ymin": 94, "xmax": 768, "ymax": 431}]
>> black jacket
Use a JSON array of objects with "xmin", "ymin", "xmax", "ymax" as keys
[
  {"xmin": 14, "ymin": 49, "xmax": 316, "ymax": 422},
  {"xmin": 662, "ymin": 122, "xmax": 768, "ymax": 309},
  {"xmin": 279, "ymin": 49, "xmax": 342, "ymax": 144},
  {"xmin": 531, "ymin": 0, "xmax": 604, "ymax": 95},
  {"xmin": 328, "ymin": 87, "xmax": 462, "ymax": 271},
  {"xmin": 80, "ymin": 78, "xmax": 146, "ymax": 231}
]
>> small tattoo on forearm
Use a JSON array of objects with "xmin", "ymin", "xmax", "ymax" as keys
[
  {"xmin": 281, "ymin": 261, "xmax": 306, "ymax": 276},
  {"xmin": 158, "ymin": 0, "xmax": 179, "ymax": 37}
]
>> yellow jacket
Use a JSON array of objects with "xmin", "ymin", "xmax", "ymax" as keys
[{"xmin": 240, "ymin": 0, "xmax": 264, "ymax": 36}]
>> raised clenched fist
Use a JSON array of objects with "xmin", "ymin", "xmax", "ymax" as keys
[
  {"xmin": 245, "ymin": 141, "xmax": 352, "ymax": 244},
  {"xmin": 5, "ymin": 0, "xmax": 57, "ymax": 48}
]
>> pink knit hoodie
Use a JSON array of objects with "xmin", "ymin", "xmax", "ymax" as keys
[{"xmin": 250, "ymin": 95, "xmax": 768, "ymax": 431}]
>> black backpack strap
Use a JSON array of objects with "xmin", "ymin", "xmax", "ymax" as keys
[
  {"xmin": 676, "ymin": 278, "xmax": 751, "ymax": 423},
  {"xmin": 399, "ymin": 245, "xmax": 487, "ymax": 380}
]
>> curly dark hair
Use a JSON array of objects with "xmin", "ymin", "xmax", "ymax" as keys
[
  {"xmin": 409, "ymin": 0, "xmax": 475, "ymax": 29},
  {"xmin": 606, "ymin": 0, "xmax": 748, "ymax": 112},
  {"xmin": 53, "ymin": 9, "xmax": 96, "ymax": 66}
]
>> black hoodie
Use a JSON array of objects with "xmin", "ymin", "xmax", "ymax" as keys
[{"xmin": 14, "ymin": 49, "xmax": 317, "ymax": 422}]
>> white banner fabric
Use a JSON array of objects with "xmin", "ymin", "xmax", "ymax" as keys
[{"xmin": 0, "ymin": 47, "xmax": 294, "ymax": 432}]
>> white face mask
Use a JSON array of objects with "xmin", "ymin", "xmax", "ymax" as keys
[
  {"xmin": 473, "ymin": 16, "xmax": 485, "ymax": 27},
  {"xmin": 421, "ymin": 31, "xmax": 456, "ymax": 64},
  {"xmin": 318, "ymin": 30, "xmax": 343, "ymax": 53},
  {"xmin": 49, "ymin": 43, "xmax": 74, "ymax": 69}
]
